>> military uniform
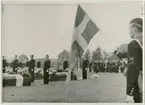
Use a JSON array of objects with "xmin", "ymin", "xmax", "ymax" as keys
[
  {"xmin": 29, "ymin": 59, "xmax": 35, "ymax": 82},
  {"xmin": 37, "ymin": 61, "xmax": 41, "ymax": 68},
  {"xmin": 12, "ymin": 59, "xmax": 19, "ymax": 73},
  {"xmin": 3, "ymin": 58, "xmax": 7, "ymax": 73},
  {"xmin": 82, "ymin": 60, "xmax": 88, "ymax": 79},
  {"xmin": 89, "ymin": 62, "xmax": 92, "ymax": 72},
  {"xmin": 93, "ymin": 62, "xmax": 98, "ymax": 73},
  {"xmin": 116, "ymin": 40, "xmax": 142, "ymax": 102},
  {"xmin": 43, "ymin": 59, "xmax": 51, "ymax": 84},
  {"xmin": 63, "ymin": 61, "xmax": 68, "ymax": 71}
]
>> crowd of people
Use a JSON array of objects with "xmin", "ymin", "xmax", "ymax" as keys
[
  {"xmin": 91, "ymin": 61, "xmax": 125, "ymax": 73},
  {"xmin": 81, "ymin": 59, "xmax": 125, "ymax": 79}
]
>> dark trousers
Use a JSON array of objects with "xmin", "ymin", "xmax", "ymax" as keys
[
  {"xmin": 43, "ymin": 70, "xmax": 49, "ymax": 84},
  {"xmin": 82, "ymin": 68, "xmax": 87, "ymax": 79},
  {"xmin": 133, "ymin": 85, "xmax": 141, "ymax": 103},
  {"xmin": 89, "ymin": 67, "xmax": 91, "ymax": 72},
  {"xmin": 3, "ymin": 68, "xmax": 5, "ymax": 73},
  {"xmin": 133, "ymin": 74, "xmax": 142, "ymax": 103},
  {"xmin": 31, "ymin": 71, "xmax": 34, "ymax": 82},
  {"xmin": 13, "ymin": 68, "xmax": 17, "ymax": 73}
]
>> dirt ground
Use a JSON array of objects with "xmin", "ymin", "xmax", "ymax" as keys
[{"xmin": 3, "ymin": 72, "xmax": 126, "ymax": 103}]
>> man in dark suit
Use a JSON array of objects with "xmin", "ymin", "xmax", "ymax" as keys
[
  {"xmin": 29, "ymin": 54, "xmax": 35, "ymax": 82},
  {"xmin": 12, "ymin": 55, "xmax": 19, "ymax": 73},
  {"xmin": 2, "ymin": 56, "xmax": 7, "ymax": 73},
  {"xmin": 82, "ymin": 59, "xmax": 88, "ymax": 79},
  {"xmin": 63, "ymin": 60, "xmax": 68, "ymax": 71},
  {"xmin": 114, "ymin": 18, "xmax": 142, "ymax": 103},
  {"xmin": 37, "ymin": 61, "xmax": 41, "ymax": 68},
  {"xmin": 89, "ymin": 62, "xmax": 92, "ymax": 72},
  {"xmin": 43, "ymin": 55, "xmax": 51, "ymax": 84}
]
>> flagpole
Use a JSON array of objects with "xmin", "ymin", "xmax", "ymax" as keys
[{"xmin": 64, "ymin": 52, "xmax": 72, "ymax": 88}]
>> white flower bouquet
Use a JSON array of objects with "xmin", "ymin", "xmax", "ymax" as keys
[
  {"xmin": 17, "ymin": 67, "xmax": 31, "ymax": 77},
  {"xmin": 34, "ymin": 67, "xmax": 43, "ymax": 76},
  {"xmin": 5, "ymin": 67, "xmax": 15, "ymax": 74}
]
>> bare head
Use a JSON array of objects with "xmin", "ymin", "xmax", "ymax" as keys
[
  {"xmin": 14, "ymin": 55, "xmax": 17, "ymax": 59},
  {"xmin": 30, "ymin": 54, "xmax": 34, "ymax": 59},
  {"xmin": 45, "ymin": 55, "xmax": 49, "ymax": 59},
  {"xmin": 129, "ymin": 18, "xmax": 142, "ymax": 39}
]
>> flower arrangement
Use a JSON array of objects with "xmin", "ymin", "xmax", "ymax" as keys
[
  {"xmin": 34, "ymin": 67, "xmax": 43, "ymax": 76},
  {"xmin": 49, "ymin": 68, "xmax": 57, "ymax": 75},
  {"xmin": 17, "ymin": 67, "xmax": 31, "ymax": 77},
  {"xmin": 5, "ymin": 67, "xmax": 15, "ymax": 74}
]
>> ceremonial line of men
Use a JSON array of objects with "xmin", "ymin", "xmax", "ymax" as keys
[
  {"xmin": 3, "ymin": 55, "xmax": 51, "ymax": 84},
  {"xmin": 3, "ymin": 54, "xmax": 126, "ymax": 83}
]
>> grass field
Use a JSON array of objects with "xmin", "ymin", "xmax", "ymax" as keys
[{"xmin": 3, "ymin": 72, "xmax": 126, "ymax": 103}]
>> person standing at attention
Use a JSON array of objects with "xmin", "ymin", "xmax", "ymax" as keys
[
  {"xmin": 114, "ymin": 18, "xmax": 142, "ymax": 103},
  {"xmin": 29, "ymin": 54, "xmax": 35, "ymax": 82},
  {"xmin": 43, "ymin": 55, "xmax": 51, "ymax": 84}
]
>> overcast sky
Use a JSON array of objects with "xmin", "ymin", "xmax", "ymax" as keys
[{"xmin": 2, "ymin": 2, "xmax": 143, "ymax": 59}]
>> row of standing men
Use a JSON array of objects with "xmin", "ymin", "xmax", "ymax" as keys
[
  {"xmin": 3, "ymin": 55, "xmax": 51, "ymax": 84},
  {"xmin": 3, "ymin": 55, "xmax": 125, "ymax": 82}
]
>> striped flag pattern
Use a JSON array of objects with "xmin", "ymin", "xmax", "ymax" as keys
[{"xmin": 69, "ymin": 5, "xmax": 99, "ymax": 68}]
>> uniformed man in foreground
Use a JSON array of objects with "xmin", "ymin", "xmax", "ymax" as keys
[
  {"xmin": 29, "ymin": 54, "xmax": 35, "ymax": 82},
  {"xmin": 115, "ymin": 18, "xmax": 142, "ymax": 103},
  {"xmin": 43, "ymin": 55, "xmax": 51, "ymax": 84}
]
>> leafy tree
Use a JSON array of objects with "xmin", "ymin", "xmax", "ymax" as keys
[
  {"xmin": 57, "ymin": 49, "xmax": 69, "ymax": 68},
  {"xmin": 92, "ymin": 47, "xmax": 103, "ymax": 61},
  {"xmin": 19, "ymin": 54, "xmax": 28, "ymax": 63},
  {"xmin": 83, "ymin": 49, "xmax": 91, "ymax": 61},
  {"xmin": 102, "ymin": 50, "xmax": 109, "ymax": 60},
  {"xmin": 57, "ymin": 49, "xmax": 69, "ymax": 62}
]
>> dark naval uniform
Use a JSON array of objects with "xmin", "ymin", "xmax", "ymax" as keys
[
  {"xmin": 29, "ymin": 59, "xmax": 35, "ymax": 82},
  {"xmin": 89, "ymin": 62, "xmax": 92, "ymax": 72},
  {"xmin": 37, "ymin": 61, "xmax": 41, "ymax": 68},
  {"xmin": 63, "ymin": 61, "xmax": 68, "ymax": 71},
  {"xmin": 12, "ymin": 59, "xmax": 19, "ymax": 73},
  {"xmin": 43, "ymin": 60, "xmax": 51, "ymax": 84},
  {"xmin": 116, "ymin": 40, "xmax": 142, "ymax": 102},
  {"xmin": 3, "ymin": 58, "xmax": 7, "ymax": 73},
  {"xmin": 82, "ymin": 60, "xmax": 88, "ymax": 79}
]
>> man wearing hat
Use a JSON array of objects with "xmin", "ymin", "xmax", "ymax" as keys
[
  {"xmin": 3, "ymin": 56, "xmax": 7, "ymax": 73},
  {"xmin": 43, "ymin": 55, "xmax": 51, "ymax": 84},
  {"xmin": 12, "ymin": 55, "xmax": 19, "ymax": 73},
  {"xmin": 114, "ymin": 18, "xmax": 142, "ymax": 103},
  {"xmin": 63, "ymin": 60, "xmax": 68, "ymax": 71},
  {"xmin": 82, "ymin": 59, "xmax": 88, "ymax": 79},
  {"xmin": 29, "ymin": 54, "xmax": 35, "ymax": 82}
]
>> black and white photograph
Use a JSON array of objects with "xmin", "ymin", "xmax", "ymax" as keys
[{"xmin": 1, "ymin": 1, "xmax": 144, "ymax": 103}]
